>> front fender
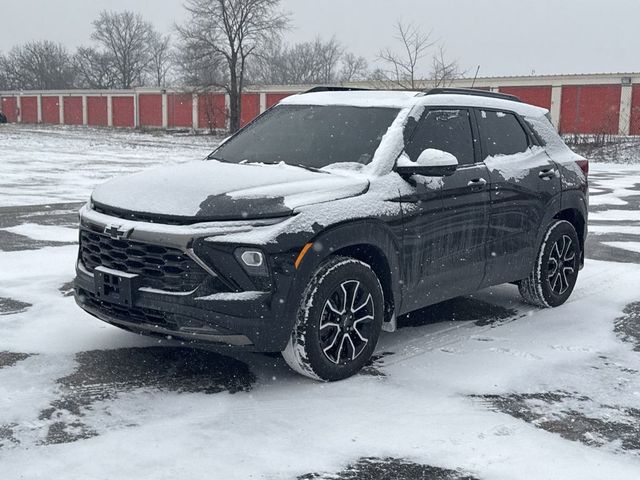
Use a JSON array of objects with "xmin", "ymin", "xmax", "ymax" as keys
[{"xmin": 270, "ymin": 219, "xmax": 403, "ymax": 349}]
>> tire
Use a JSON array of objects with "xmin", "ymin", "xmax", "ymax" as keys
[
  {"xmin": 282, "ymin": 256, "xmax": 384, "ymax": 381},
  {"xmin": 519, "ymin": 220, "xmax": 581, "ymax": 308}
]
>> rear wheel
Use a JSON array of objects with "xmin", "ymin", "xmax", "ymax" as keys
[
  {"xmin": 519, "ymin": 220, "xmax": 580, "ymax": 307},
  {"xmin": 282, "ymin": 256, "xmax": 384, "ymax": 381}
]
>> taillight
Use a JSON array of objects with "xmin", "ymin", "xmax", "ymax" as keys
[{"xmin": 576, "ymin": 159, "xmax": 589, "ymax": 176}]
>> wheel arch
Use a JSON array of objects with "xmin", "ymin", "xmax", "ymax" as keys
[
  {"xmin": 536, "ymin": 189, "xmax": 587, "ymax": 269},
  {"xmin": 291, "ymin": 219, "xmax": 403, "ymax": 324},
  {"xmin": 332, "ymin": 243, "xmax": 396, "ymax": 324}
]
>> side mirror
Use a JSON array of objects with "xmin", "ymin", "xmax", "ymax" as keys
[{"xmin": 396, "ymin": 149, "xmax": 459, "ymax": 178}]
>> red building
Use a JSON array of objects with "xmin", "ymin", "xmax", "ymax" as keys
[{"xmin": 1, "ymin": 73, "xmax": 638, "ymax": 135}]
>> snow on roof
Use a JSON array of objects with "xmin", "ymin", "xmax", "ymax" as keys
[
  {"xmin": 280, "ymin": 90, "xmax": 417, "ymax": 108},
  {"xmin": 419, "ymin": 93, "xmax": 549, "ymax": 117},
  {"xmin": 280, "ymin": 90, "xmax": 548, "ymax": 117}
]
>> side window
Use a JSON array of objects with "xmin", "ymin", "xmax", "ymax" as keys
[
  {"xmin": 477, "ymin": 110, "xmax": 530, "ymax": 158},
  {"xmin": 404, "ymin": 109, "xmax": 475, "ymax": 165}
]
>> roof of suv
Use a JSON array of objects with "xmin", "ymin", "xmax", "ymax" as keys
[{"xmin": 280, "ymin": 90, "xmax": 549, "ymax": 118}]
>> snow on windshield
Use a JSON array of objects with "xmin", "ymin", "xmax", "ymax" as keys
[{"xmin": 211, "ymin": 104, "xmax": 400, "ymax": 169}]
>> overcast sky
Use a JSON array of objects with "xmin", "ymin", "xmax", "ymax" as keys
[{"xmin": 1, "ymin": 0, "xmax": 638, "ymax": 78}]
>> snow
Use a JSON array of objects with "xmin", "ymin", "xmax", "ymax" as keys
[
  {"xmin": 1, "ymin": 223, "xmax": 78, "ymax": 242},
  {"xmin": 281, "ymin": 91, "xmax": 548, "ymax": 125},
  {"xmin": 589, "ymin": 194, "xmax": 628, "ymax": 206},
  {"xmin": 91, "ymin": 159, "xmax": 356, "ymax": 217},
  {"xmin": 195, "ymin": 291, "xmax": 265, "ymax": 301},
  {"xmin": 603, "ymin": 241, "xmax": 640, "ymax": 254},
  {"xmin": 525, "ymin": 115, "xmax": 585, "ymax": 170},
  {"xmin": 211, "ymin": 172, "xmax": 414, "ymax": 245},
  {"xmin": 281, "ymin": 90, "xmax": 417, "ymax": 108},
  {"xmin": 590, "ymin": 210, "xmax": 640, "ymax": 221},
  {"xmin": 365, "ymin": 106, "xmax": 414, "ymax": 176},
  {"xmin": 589, "ymin": 225, "xmax": 640, "ymax": 235},
  {"xmin": 484, "ymin": 146, "xmax": 548, "ymax": 182},
  {"xmin": 3, "ymin": 242, "xmax": 640, "ymax": 479},
  {"xmin": 0, "ymin": 125, "xmax": 218, "ymax": 207},
  {"xmin": 228, "ymin": 173, "xmax": 370, "ymax": 210},
  {"xmin": 397, "ymin": 148, "xmax": 458, "ymax": 167}
]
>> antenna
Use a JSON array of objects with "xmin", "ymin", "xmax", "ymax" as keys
[{"xmin": 471, "ymin": 66, "xmax": 480, "ymax": 88}]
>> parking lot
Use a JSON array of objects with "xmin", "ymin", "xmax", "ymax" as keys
[{"xmin": 1, "ymin": 125, "xmax": 640, "ymax": 479}]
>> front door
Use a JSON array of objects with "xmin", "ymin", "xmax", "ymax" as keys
[{"xmin": 399, "ymin": 108, "xmax": 490, "ymax": 312}]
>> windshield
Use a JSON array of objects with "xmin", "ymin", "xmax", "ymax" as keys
[{"xmin": 210, "ymin": 104, "xmax": 399, "ymax": 169}]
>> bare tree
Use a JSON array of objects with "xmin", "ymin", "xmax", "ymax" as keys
[
  {"xmin": 92, "ymin": 11, "xmax": 154, "ymax": 89},
  {"xmin": 251, "ymin": 37, "xmax": 370, "ymax": 85},
  {"xmin": 1, "ymin": 41, "xmax": 75, "ymax": 90},
  {"xmin": 0, "ymin": 53, "xmax": 9, "ymax": 90},
  {"xmin": 316, "ymin": 37, "xmax": 344, "ymax": 84},
  {"xmin": 149, "ymin": 32, "xmax": 173, "ymax": 87},
  {"xmin": 176, "ymin": 44, "xmax": 227, "ymax": 88},
  {"xmin": 430, "ymin": 46, "xmax": 462, "ymax": 88},
  {"xmin": 252, "ymin": 37, "xmax": 345, "ymax": 85},
  {"xmin": 377, "ymin": 21, "xmax": 435, "ymax": 89},
  {"xmin": 74, "ymin": 47, "xmax": 119, "ymax": 89},
  {"xmin": 339, "ymin": 52, "xmax": 369, "ymax": 83},
  {"xmin": 177, "ymin": 0, "xmax": 289, "ymax": 133}
]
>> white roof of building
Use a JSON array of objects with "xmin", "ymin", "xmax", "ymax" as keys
[{"xmin": 280, "ymin": 90, "xmax": 549, "ymax": 117}]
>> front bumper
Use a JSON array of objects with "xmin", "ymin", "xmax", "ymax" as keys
[{"xmin": 73, "ymin": 205, "xmax": 305, "ymax": 351}]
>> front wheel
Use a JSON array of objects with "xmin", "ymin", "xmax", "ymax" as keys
[
  {"xmin": 282, "ymin": 256, "xmax": 384, "ymax": 381},
  {"xmin": 519, "ymin": 220, "xmax": 580, "ymax": 308}
]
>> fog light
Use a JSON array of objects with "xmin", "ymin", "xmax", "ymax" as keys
[
  {"xmin": 235, "ymin": 248, "xmax": 270, "ymax": 284},
  {"xmin": 241, "ymin": 250, "xmax": 264, "ymax": 267}
]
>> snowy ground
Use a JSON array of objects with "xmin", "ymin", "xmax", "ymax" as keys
[{"xmin": 1, "ymin": 125, "xmax": 640, "ymax": 479}]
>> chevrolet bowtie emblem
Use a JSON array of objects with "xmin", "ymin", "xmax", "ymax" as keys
[{"xmin": 104, "ymin": 225, "xmax": 132, "ymax": 240}]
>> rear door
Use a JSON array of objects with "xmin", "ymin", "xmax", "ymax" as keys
[
  {"xmin": 474, "ymin": 108, "xmax": 561, "ymax": 286},
  {"xmin": 400, "ymin": 108, "xmax": 490, "ymax": 311}
]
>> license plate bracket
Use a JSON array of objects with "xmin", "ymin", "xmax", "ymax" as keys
[{"xmin": 94, "ymin": 266, "xmax": 140, "ymax": 307}]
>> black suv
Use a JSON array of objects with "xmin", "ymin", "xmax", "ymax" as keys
[{"xmin": 74, "ymin": 87, "xmax": 589, "ymax": 381}]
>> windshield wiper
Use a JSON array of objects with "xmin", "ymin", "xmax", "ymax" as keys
[
  {"xmin": 290, "ymin": 163, "xmax": 329, "ymax": 174},
  {"xmin": 207, "ymin": 158, "xmax": 329, "ymax": 173}
]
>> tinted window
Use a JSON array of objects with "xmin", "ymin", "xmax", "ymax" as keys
[
  {"xmin": 477, "ymin": 110, "xmax": 529, "ymax": 158},
  {"xmin": 404, "ymin": 109, "xmax": 475, "ymax": 165},
  {"xmin": 210, "ymin": 105, "xmax": 399, "ymax": 169}
]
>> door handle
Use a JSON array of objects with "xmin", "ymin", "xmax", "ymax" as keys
[
  {"xmin": 539, "ymin": 168, "xmax": 557, "ymax": 180},
  {"xmin": 467, "ymin": 178, "xmax": 487, "ymax": 188}
]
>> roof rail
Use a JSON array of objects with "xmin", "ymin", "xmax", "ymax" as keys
[
  {"xmin": 422, "ymin": 87, "xmax": 521, "ymax": 103},
  {"xmin": 302, "ymin": 86, "xmax": 371, "ymax": 94}
]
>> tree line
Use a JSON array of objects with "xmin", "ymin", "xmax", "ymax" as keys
[{"xmin": 0, "ymin": 0, "xmax": 461, "ymax": 132}]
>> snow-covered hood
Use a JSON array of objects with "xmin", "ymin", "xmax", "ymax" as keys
[{"xmin": 91, "ymin": 160, "xmax": 370, "ymax": 221}]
